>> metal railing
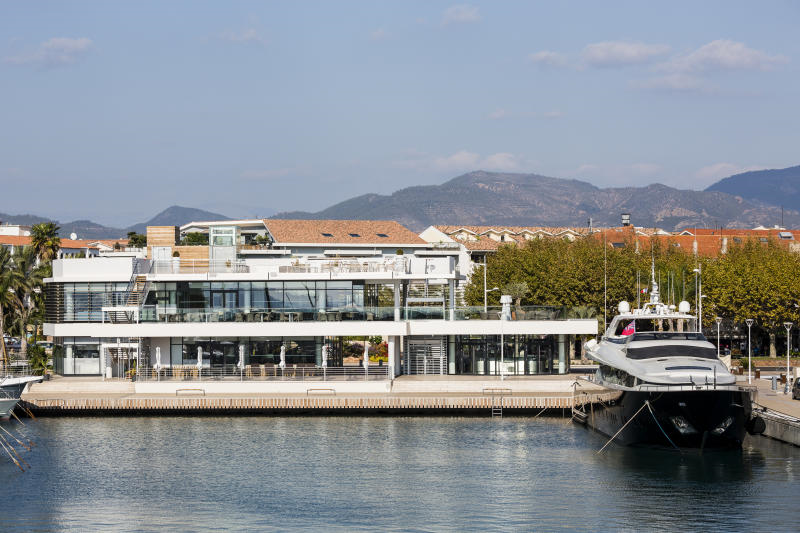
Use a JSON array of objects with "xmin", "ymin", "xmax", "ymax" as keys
[
  {"xmin": 136, "ymin": 364, "xmax": 389, "ymax": 381},
  {"xmin": 152, "ymin": 259, "xmax": 250, "ymax": 275},
  {"xmin": 278, "ymin": 259, "xmax": 407, "ymax": 275}
]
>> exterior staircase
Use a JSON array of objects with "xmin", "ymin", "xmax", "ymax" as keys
[{"xmin": 105, "ymin": 259, "xmax": 152, "ymax": 324}]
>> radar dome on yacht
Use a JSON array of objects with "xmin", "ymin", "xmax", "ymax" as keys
[
  {"xmin": 618, "ymin": 301, "xmax": 630, "ymax": 313},
  {"xmin": 678, "ymin": 301, "xmax": 691, "ymax": 313}
]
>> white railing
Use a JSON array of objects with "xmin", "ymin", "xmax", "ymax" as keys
[
  {"xmin": 279, "ymin": 258, "xmax": 407, "ymax": 274},
  {"xmin": 137, "ymin": 364, "xmax": 389, "ymax": 381},
  {"xmin": 152, "ymin": 259, "xmax": 250, "ymax": 274}
]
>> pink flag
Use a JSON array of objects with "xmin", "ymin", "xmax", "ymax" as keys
[{"xmin": 621, "ymin": 321, "xmax": 635, "ymax": 336}]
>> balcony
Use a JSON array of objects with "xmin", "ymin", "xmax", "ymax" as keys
[
  {"xmin": 137, "ymin": 305, "xmax": 568, "ymax": 323},
  {"xmin": 278, "ymin": 258, "xmax": 408, "ymax": 275},
  {"xmin": 152, "ymin": 259, "xmax": 250, "ymax": 275}
]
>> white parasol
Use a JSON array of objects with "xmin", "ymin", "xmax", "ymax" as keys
[{"xmin": 279, "ymin": 344, "xmax": 286, "ymax": 369}]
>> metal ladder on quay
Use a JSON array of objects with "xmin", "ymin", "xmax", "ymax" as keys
[{"xmin": 491, "ymin": 396, "xmax": 503, "ymax": 418}]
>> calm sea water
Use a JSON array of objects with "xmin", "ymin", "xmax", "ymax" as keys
[{"xmin": 2, "ymin": 416, "xmax": 799, "ymax": 532}]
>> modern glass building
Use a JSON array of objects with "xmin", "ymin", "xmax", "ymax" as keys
[{"xmin": 45, "ymin": 219, "xmax": 597, "ymax": 379}]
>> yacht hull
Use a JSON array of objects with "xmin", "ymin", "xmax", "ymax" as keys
[
  {"xmin": 0, "ymin": 398, "xmax": 19, "ymax": 420},
  {"xmin": 586, "ymin": 388, "xmax": 751, "ymax": 449}
]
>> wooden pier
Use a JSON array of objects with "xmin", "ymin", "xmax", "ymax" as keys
[{"xmin": 20, "ymin": 392, "xmax": 621, "ymax": 416}]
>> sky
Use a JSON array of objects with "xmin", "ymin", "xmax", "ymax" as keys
[{"xmin": 2, "ymin": 1, "xmax": 799, "ymax": 226}]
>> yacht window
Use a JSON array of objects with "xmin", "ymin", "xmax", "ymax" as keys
[
  {"xmin": 627, "ymin": 345, "xmax": 717, "ymax": 360},
  {"xmin": 321, "ymin": 233, "xmax": 334, "ymax": 237}
]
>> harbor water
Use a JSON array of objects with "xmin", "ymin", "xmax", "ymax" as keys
[{"xmin": 3, "ymin": 416, "xmax": 799, "ymax": 532}]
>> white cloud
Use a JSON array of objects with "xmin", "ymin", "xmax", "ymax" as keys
[
  {"xmin": 633, "ymin": 73, "xmax": 710, "ymax": 92},
  {"xmin": 695, "ymin": 163, "xmax": 767, "ymax": 182},
  {"xmin": 442, "ymin": 5, "xmax": 480, "ymax": 26},
  {"xmin": 528, "ymin": 50, "xmax": 567, "ymax": 67},
  {"xmin": 482, "ymin": 153, "xmax": 520, "ymax": 171},
  {"xmin": 222, "ymin": 27, "xmax": 267, "ymax": 45},
  {"xmin": 4, "ymin": 37, "xmax": 92, "ymax": 67},
  {"xmin": 582, "ymin": 41, "xmax": 670, "ymax": 67},
  {"xmin": 487, "ymin": 108, "xmax": 508, "ymax": 120},
  {"xmin": 433, "ymin": 150, "xmax": 481, "ymax": 171},
  {"xmin": 369, "ymin": 28, "xmax": 388, "ymax": 41},
  {"xmin": 665, "ymin": 39, "xmax": 788, "ymax": 72}
]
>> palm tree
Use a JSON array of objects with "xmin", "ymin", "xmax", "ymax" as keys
[
  {"xmin": 30, "ymin": 222, "xmax": 61, "ymax": 263},
  {"xmin": 9, "ymin": 246, "xmax": 47, "ymax": 355},
  {"xmin": 0, "ymin": 247, "xmax": 24, "ymax": 370}
]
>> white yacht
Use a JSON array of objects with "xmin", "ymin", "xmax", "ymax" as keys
[
  {"xmin": 0, "ymin": 375, "xmax": 42, "ymax": 420},
  {"xmin": 581, "ymin": 266, "xmax": 756, "ymax": 448}
]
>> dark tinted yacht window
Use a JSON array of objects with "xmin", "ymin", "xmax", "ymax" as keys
[
  {"xmin": 627, "ymin": 345, "xmax": 717, "ymax": 360},
  {"xmin": 631, "ymin": 332, "xmax": 707, "ymax": 342}
]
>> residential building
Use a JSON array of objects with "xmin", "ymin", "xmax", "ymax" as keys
[{"xmin": 43, "ymin": 219, "xmax": 596, "ymax": 379}]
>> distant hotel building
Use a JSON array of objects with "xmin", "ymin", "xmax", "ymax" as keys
[{"xmin": 43, "ymin": 219, "xmax": 597, "ymax": 378}]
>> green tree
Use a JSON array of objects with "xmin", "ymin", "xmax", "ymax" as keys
[
  {"xmin": 181, "ymin": 232, "xmax": 209, "ymax": 246},
  {"xmin": 30, "ymin": 221, "xmax": 61, "ymax": 262},
  {"xmin": 127, "ymin": 231, "xmax": 147, "ymax": 248},
  {"xmin": 8, "ymin": 246, "xmax": 48, "ymax": 354},
  {"xmin": 0, "ymin": 247, "xmax": 24, "ymax": 369},
  {"xmin": 704, "ymin": 239, "xmax": 800, "ymax": 357}
]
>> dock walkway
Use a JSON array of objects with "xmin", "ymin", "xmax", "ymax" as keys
[{"xmin": 20, "ymin": 375, "xmax": 616, "ymax": 416}]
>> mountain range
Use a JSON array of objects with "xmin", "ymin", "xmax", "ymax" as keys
[
  {"xmin": 0, "ymin": 206, "xmax": 230, "ymax": 241},
  {"xmin": 2, "ymin": 166, "xmax": 800, "ymax": 238},
  {"xmin": 273, "ymin": 166, "xmax": 800, "ymax": 232}
]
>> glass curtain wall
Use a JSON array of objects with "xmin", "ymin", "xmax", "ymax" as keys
[{"xmin": 454, "ymin": 335, "xmax": 558, "ymax": 375}]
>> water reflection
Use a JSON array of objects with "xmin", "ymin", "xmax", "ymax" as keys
[{"xmin": 2, "ymin": 417, "xmax": 799, "ymax": 532}]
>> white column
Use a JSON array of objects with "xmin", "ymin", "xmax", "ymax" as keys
[
  {"xmin": 388, "ymin": 336, "xmax": 396, "ymax": 380},
  {"xmin": 448, "ymin": 279, "xmax": 456, "ymax": 320},
  {"xmin": 558, "ymin": 334, "xmax": 566, "ymax": 374},
  {"xmin": 394, "ymin": 280, "xmax": 401, "ymax": 321}
]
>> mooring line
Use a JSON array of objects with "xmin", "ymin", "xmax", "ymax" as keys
[
  {"xmin": 596, "ymin": 400, "xmax": 650, "ymax": 454},
  {"xmin": 645, "ymin": 401, "xmax": 681, "ymax": 452},
  {"xmin": 0, "ymin": 423, "xmax": 31, "ymax": 451}
]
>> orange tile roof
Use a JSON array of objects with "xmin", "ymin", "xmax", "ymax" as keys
[
  {"xmin": 0, "ymin": 235, "xmax": 99, "ymax": 249},
  {"xmin": 0, "ymin": 235, "xmax": 31, "ymax": 246},
  {"xmin": 264, "ymin": 219, "xmax": 427, "ymax": 245},
  {"xmin": 435, "ymin": 225, "xmax": 590, "ymax": 236}
]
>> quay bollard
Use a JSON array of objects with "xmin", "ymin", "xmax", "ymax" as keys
[{"xmin": 772, "ymin": 376, "xmax": 777, "ymax": 390}]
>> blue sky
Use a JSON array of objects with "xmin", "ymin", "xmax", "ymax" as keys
[{"xmin": 2, "ymin": 1, "xmax": 799, "ymax": 225}]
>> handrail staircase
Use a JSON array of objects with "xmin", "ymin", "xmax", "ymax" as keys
[{"xmin": 105, "ymin": 259, "xmax": 152, "ymax": 324}]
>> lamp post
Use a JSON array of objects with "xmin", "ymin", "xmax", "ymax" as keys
[
  {"xmin": 484, "ymin": 287, "xmax": 499, "ymax": 313},
  {"xmin": 784, "ymin": 322, "xmax": 793, "ymax": 394},
  {"xmin": 715, "ymin": 317, "xmax": 722, "ymax": 360},
  {"xmin": 745, "ymin": 319, "xmax": 754, "ymax": 385},
  {"xmin": 692, "ymin": 266, "xmax": 702, "ymax": 332},
  {"xmin": 483, "ymin": 255, "xmax": 499, "ymax": 313}
]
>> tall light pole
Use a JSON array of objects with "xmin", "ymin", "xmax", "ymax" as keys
[
  {"xmin": 784, "ymin": 322, "xmax": 793, "ymax": 394},
  {"xmin": 482, "ymin": 255, "xmax": 499, "ymax": 313},
  {"xmin": 746, "ymin": 319, "xmax": 754, "ymax": 385},
  {"xmin": 715, "ymin": 317, "xmax": 722, "ymax": 360},
  {"xmin": 693, "ymin": 266, "xmax": 702, "ymax": 332}
]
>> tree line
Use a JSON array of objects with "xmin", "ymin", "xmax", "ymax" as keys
[{"xmin": 464, "ymin": 235, "xmax": 800, "ymax": 357}]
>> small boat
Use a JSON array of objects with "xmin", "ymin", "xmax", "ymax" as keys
[
  {"xmin": 0, "ymin": 376, "xmax": 43, "ymax": 420},
  {"xmin": 581, "ymin": 264, "xmax": 758, "ymax": 449}
]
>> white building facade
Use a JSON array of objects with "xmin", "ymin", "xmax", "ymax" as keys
[{"xmin": 44, "ymin": 219, "xmax": 597, "ymax": 379}]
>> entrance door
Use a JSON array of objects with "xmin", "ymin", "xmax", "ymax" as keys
[{"xmin": 407, "ymin": 338, "xmax": 445, "ymax": 375}]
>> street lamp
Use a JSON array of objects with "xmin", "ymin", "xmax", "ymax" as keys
[
  {"xmin": 693, "ymin": 266, "xmax": 702, "ymax": 332},
  {"xmin": 484, "ymin": 286, "xmax": 499, "ymax": 313},
  {"xmin": 784, "ymin": 322, "xmax": 793, "ymax": 394},
  {"xmin": 715, "ymin": 317, "xmax": 722, "ymax": 360},
  {"xmin": 745, "ymin": 319, "xmax": 754, "ymax": 385}
]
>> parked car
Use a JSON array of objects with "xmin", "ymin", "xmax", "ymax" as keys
[{"xmin": 793, "ymin": 378, "xmax": 800, "ymax": 400}]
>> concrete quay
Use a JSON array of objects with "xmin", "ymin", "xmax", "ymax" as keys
[
  {"xmin": 747, "ymin": 374, "xmax": 800, "ymax": 447},
  {"xmin": 20, "ymin": 374, "xmax": 614, "ymax": 416}
]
